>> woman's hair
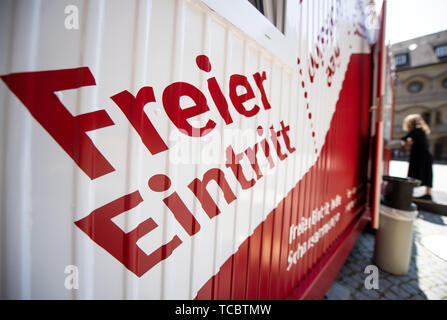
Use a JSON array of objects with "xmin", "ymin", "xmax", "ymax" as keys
[{"xmin": 403, "ymin": 114, "xmax": 431, "ymax": 135}]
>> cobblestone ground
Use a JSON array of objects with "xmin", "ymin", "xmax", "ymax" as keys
[{"xmin": 328, "ymin": 211, "xmax": 447, "ymax": 300}]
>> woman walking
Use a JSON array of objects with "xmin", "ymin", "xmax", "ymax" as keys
[{"xmin": 401, "ymin": 114, "xmax": 434, "ymax": 200}]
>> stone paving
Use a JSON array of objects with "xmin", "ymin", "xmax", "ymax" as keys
[{"xmin": 327, "ymin": 210, "xmax": 447, "ymax": 300}]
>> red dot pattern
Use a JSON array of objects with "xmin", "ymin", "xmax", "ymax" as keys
[
  {"xmin": 148, "ymin": 174, "xmax": 172, "ymax": 192},
  {"xmin": 295, "ymin": 0, "xmax": 358, "ymax": 157},
  {"xmin": 298, "ymin": 56, "xmax": 318, "ymax": 155},
  {"xmin": 196, "ymin": 55, "xmax": 212, "ymax": 72}
]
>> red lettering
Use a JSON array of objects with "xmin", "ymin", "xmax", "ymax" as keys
[
  {"xmin": 208, "ymin": 77, "xmax": 233, "ymax": 125},
  {"xmin": 279, "ymin": 121, "xmax": 296, "ymax": 154},
  {"xmin": 257, "ymin": 126, "xmax": 275, "ymax": 169},
  {"xmin": 162, "ymin": 82, "xmax": 216, "ymax": 137},
  {"xmin": 188, "ymin": 168, "xmax": 237, "ymax": 219},
  {"xmin": 259, "ymin": 137, "xmax": 275, "ymax": 169},
  {"xmin": 163, "ymin": 192, "xmax": 201, "ymax": 236},
  {"xmin": 1, "ymin": 67, "xmax": 115, "ymax": 180},
  {"xmin": 110, "ymin": 87, "xmax": 169, "ymax": 156},
  {"xmin": 269, "ymin": 126, "xmax": 287, "ymax": 160},
  {"xmin": 229, "ymin": 74, "xmax": 260, "ymax": 117},
  {"xmin": 225, "ymin": 146, "xmax": 256, "ymax": 190},
  {"xmin": 334, "ymin": 46, "xmax": 340, "ymax": 58},
  {"xmin": 148, "ymin": 174, "xmax": 201, "ymax": 236},
  {"xmin": 74, "ymin": 190, "xmax": 182, "ymax": 277},
  {"xmin": 253, "ymin": 71, "xmax": 272, "ymax": 110},
  {"xmin": 245, "ymin": 144, "xmax": 263, "ymax": 180}
]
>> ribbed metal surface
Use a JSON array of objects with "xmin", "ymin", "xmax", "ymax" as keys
[{"xmin": 0, "ymin": 0, "xmax": 376, "ymax": 299}]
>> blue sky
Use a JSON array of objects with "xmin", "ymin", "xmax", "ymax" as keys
[{"xmin": 385, "ymin": 0, "xmax": 447, "ymax": 44}]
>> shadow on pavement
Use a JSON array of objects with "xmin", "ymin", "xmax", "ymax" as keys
[
  {"xmin": 327, "ymin": 221, "xmax": 429, "ymax": 300},
  {"xmin": 417, "ymin": 211, "xmax": 446, "ymax": 226}
]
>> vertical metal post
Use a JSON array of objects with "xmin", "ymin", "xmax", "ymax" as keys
[{"xmin": 372, "ymin": 0, "xmax": 387, "ymax": 229}]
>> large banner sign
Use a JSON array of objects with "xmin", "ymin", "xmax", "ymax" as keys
[{"xmin": 0, "ymin": 0, "xmax": 373, "ymax": 299}]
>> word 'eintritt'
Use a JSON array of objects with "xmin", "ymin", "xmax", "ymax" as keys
[{"xmin": 75, "ymin": 120, "xmax": 296, "ymax": 276}]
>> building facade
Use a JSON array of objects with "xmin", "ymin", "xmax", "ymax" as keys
[{"xmin": 390, "ymin": 30, "xmax": 447, "ymax": 162}]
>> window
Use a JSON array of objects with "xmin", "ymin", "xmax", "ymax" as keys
[
  {"xmin": 422, "ymin": 111, "xmax": 431, "ymax": 125},
  {"xmin": 202, "ymin": 0, "xmax": 298, "ymax": 68},
  {"xmin": 435, "ymin": 44, "xmax": 447, "ymax": 59},
  {"xmin": 395, "ymin": 53, "xmax": 409, "ymax": 67},
  {"xmin": 435, "ymin": 110, "xmax": 442, "ymax": 125},
  {"xmin": 408, "ymin": 81, "xmax": 423, "ymax": 93},
  {"xmin": 248, "ymin": 0, "xmax": 285, "ymax": 33}
]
